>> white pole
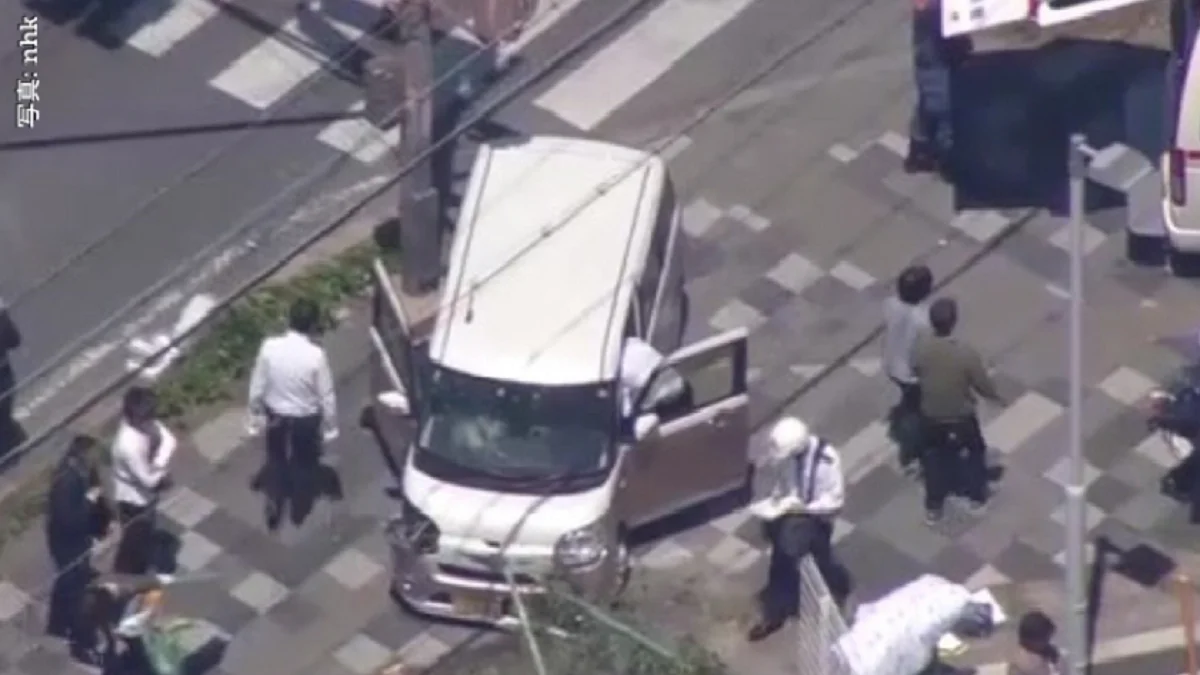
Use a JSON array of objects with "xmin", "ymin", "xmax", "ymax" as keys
[{"xmin": 1064, "ymin": 133, "xmax": 1089, "ymax": 675}]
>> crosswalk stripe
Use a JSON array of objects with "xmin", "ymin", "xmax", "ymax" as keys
[
  {"xmin": 316, "ymin": 102, "xmax": 401, "ymax": 164},
  {"xmin": 116, "ymin": 0, "xmax": 221, "ymax": 57},
  {"xmin": 208, "ymin": 15, "xmax": 364, "ymax": 110},
  {"xmin": 532, "ymin": 0, "xmax": 755, "ymax": 130},
  {"xmin": 507, "ymin": 0, "xmax": 589, "ymax": 53}
]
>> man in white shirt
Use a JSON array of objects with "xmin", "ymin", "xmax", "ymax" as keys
[
  {"xmin": 111, "ymin": 387, "xmax": 176, "ymax": 575},
  {"xmin": 882, "ymin": 265, "xmax": 932, "ymax": 472},
  {"xmin": 747, "ymin": 417, "xmax": 852, "ymax": 642},
  {"xmin": 248, "ymin": 299, "xmax": 338, "ymax": 530},
  {"xmin": 618, "ymin": 336, "xmax": 665, "ymax": 418}
]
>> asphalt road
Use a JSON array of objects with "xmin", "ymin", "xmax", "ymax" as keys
[{"xmin": 0, "ymin": 0, "xmax": 389, "ymax": 443}]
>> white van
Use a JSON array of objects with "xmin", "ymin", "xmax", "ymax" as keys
[
  {"xmin": 367, "ymin": 136, "xmax": 752, "ymax": 624},
  {"xmin": 1163, "ymin": 0, "xmax": 1200, "ymax": 256}
]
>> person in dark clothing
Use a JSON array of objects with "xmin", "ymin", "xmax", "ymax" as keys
[
  {"xmin": 0, "ymin": 297, "xmax": 23, "ymax": 453},
  {"xmin": 912, "ymin": 298, "xmax": 1004, "ymax": 523},
  {"xmin": 46, "ymin": 435, "xmax": 111, "ymax": 666},
  {"xmin": 1007, "ymin": 611, "xmax": 1060, "ymax": 675},
  {"xmin": 906, "ymin": 0, "xmax": 972, "ymax": 178},
  {"xmin": 882, "ymin": 265, "xmax": 933, "ymax": 471}
]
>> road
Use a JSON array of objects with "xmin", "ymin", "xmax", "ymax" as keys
[
  {"xmin": 0, "ymin": 0, "xmax": 390, "ymax": 456},
  {"xmin": 0, "ymin": 0, "xmax": 1195, "ymax": 673}
]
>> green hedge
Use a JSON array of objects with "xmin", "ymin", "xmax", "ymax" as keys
[
  {"xmin": 156, "ymin": 243, "xmax": 377, "ymax": 420},
  {"xmin": 0, "ymin": 242, "xmax": 382, "ymax": 554}
]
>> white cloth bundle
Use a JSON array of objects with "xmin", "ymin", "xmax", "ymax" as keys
[{"xmin": 834, "ymin": 575, "xmax": 973, "ymax": 675}]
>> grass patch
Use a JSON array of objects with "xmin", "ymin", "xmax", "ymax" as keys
[{"xmin": 0, "ymin": 242, "xmax": 385, "ymax": 556}]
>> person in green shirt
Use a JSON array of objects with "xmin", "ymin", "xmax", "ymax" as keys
[{"xmin": 912, "ymin": 297, "xmax": 1004, "ymax": 524}]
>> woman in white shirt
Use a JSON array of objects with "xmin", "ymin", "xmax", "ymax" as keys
[{"xmin": 110, "ymin": 386, "xmax": 176, "ymax": 575}]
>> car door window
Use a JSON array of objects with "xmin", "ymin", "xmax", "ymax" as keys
[{"xmin": 637, "ymin": 327, "xmax": 747, "ymax": 423}]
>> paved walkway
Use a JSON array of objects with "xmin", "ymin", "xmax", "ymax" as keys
[{"xmin": 0, "ymin": 10, "xmax": 1193, "ymax": 675}]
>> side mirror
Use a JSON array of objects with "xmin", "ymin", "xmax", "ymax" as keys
[
  {"xmin": 377, "ymin": 390, "xmax": 411, "ymax": 416},
  {"xmin": 633, "ymin": 413, "xmax": 660, "ymax": 441}
]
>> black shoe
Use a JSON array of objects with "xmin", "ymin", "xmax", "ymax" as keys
[
  {"xmin": 904, "ymin": 151, "xmax": 938, "ymax": 174},
  {"xmin": 747, "ymin": 619, "xmax": 785, "ymax": 642},
  {"xmin": 265, "ymin": 501, "xmax": 282, "ymax": 530}
]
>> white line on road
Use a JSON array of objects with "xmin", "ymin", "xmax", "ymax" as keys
[
  {"xmin": 114, "ymin": 0, "xmax": 221, "ymax": 57},
  {"xmin": 533, "ymin": 0, "xmax": 756, "ymax": 130},
  {"xmin": 14, "ymin": 173, "xmax": 392, "ymax": 423},
  {"xmin": 209, "ymin": 16, "xmax": 364, "ymax": 110},
  {"xmin": 510, "ymin": 0, "xmax": 590, "ymax": 53},
  {"xmin": 316, "ymin": 102, "xmax": 402, "ymax": 164}
]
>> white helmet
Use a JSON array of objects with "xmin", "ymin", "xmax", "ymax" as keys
[{"xmin": 768, "ymin": 417, "xmax": 811, "ymax": 461}]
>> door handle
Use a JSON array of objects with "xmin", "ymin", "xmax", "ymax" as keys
[{"xmin": 709, "ymin": 415, "xmax": 727, "ymax": 428}]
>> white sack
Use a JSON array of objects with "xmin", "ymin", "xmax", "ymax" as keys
[{"xmin": 834, "ymin": 575, "xmax": 973, "ymax": 675}]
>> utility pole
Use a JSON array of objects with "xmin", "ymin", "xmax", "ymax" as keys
[
  {"xmin": 1063, "ymin": 133, "xmax": 1090, "ymax": 675},
  {"xmin": 395, "ymin": 0, "xmax": 442, "ymax": 295}
]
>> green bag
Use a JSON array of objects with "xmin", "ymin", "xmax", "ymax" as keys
[{"xmin": 142, "ymin": 619, "xmax": 193, "ymax": 675}]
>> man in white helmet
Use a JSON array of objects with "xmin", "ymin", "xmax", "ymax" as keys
[{"xmin": 746, "ymin": 417, "xmax": 851, "ymax": 642}]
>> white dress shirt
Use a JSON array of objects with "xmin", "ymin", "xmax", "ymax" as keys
[
  {"xmin": 248, "ymin": 331, "xmax": 337, "ymax": 424},
  {"xmin": 751, "ymin": 436, "xmax": 845, "ymax": 519},
  {"xmin": 619, "ymin": 337, "xmax": 665, "ymax": 417},
  {"xmin": 111, "ymin": 420, "xmax": 177, "ymax": 507}
]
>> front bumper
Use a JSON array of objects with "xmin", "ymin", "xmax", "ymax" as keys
[{"xmin": 388, "ymin": 541, "xmax": 618, "ymax": 626}]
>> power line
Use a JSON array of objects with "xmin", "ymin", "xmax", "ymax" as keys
[
  {"xmin": 7, "ymin": 0, "xmax": 888, "ymax": 629},
  {"xmin": 2, "ymin": 0, "xmax": 574, "ymax": 316},
  {"xmin": 0, "ymin": 0, "xmax": 593, "ymax": 419}
]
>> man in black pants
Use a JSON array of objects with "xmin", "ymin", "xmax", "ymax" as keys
[
  {"xmin": 906, "ymin": 0, "xmax": 972, "ymax": 179},
  {"xmin": 248, "ymin": 299, "xmax": 338, "ymax": 529},
  {"xmin": 912, "ymin": 298, "xmax": 1004, "ymax": 524},
  {"xmin": 747, "ymin": 418, "xmax": 851, "ymax": 642},
  {"xmin": 111, "ymin": 387, "xmax": 176, "ymax": 575},
  {"xmin": 0, "ymin": 297, "xmax": 22, "ymax": 453},
  {"xmin": 882, "ymin": 265, "xmax": 933, "ymax": 471}
]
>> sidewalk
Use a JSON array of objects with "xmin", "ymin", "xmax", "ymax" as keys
[{"xmin": 0, "ymin": 8, "xmax": 1191, "ymax": 675}]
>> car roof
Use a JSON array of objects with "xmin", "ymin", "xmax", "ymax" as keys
[{"xmin": 430, "ymin": 135, "xmax": 666, "ymax": 386}]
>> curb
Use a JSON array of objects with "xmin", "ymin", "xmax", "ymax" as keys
[{"xmin": 975, "ymin": 621, "xmax": 1193, "ymax": 674}]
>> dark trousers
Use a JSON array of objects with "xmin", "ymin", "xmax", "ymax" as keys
[
  {"xmin": 910, "ymin": 64, "xmax": 954, "ymax": 159},
  {"xmin": 47, "ymin": 536, "xmax": 94, "ymax": 649},
  {"xmin": 890, "ymin": 377, "xmax": 922, "ymax": 466},
  {"xmin": 761, "ymin": 514, "xmax": 850, "ymax": 623},
  {"xmin": 113, "ymin": 502, "xmax": 155, "ymax": 575},
  {"xmin": 922, "ymin": 415, "xmax": 988, "ymax": 512},
  {"xmin": 0, "ymin": 362, "xmax": 15, "ymax": 450},
  {"xmin": 264, "ymin": 411, "xmax": 322, "ymax": 524}
]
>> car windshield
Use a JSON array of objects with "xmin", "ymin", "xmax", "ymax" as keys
[{"xmin": 417, "ymin": 365, "xmax": 617, "ymax": 480}]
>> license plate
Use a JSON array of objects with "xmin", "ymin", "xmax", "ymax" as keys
[{"xmin": 451, "ymin": 590, "xmax": 492, "ymax": 617}]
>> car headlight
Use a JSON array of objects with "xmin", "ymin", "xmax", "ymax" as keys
[{"xmin": 554, "ymin": 523, "xmax": 608, "ymax": 568}]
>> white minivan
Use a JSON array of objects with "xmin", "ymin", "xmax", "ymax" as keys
[
  {"xmin": 1163, "ymin": 0, "xmax": 1200, "ymax": 256},
  {"xmin": 367, "ymin": 136, "xmax": 752, "ymax": 624}
]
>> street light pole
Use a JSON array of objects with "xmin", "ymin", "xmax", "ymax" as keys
[{"xmin": 1064, "ymin": 133, "xmax": 1092, "ymax": 675}]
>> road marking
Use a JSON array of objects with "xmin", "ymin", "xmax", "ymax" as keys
[
  {"xmin": 509, "ymin": 0, "xmax": 590, "ymax": 53},
  {"xmin": 316, "ymin": 102, "xmax": 402, "ymax": 164},
  {"xmin": 115, "ymin": 0, "xmax": 221, "ymax": 57},
  {"xmin": 209, "ymin": 16, "xmax": 364, "ymax": 110},
  {"xmin": 14, "ymin": 173, "xmax": 392, "ymax": 423},
  {"xmin": 533, "ymin": 0, "xmax": 755, "ymax": 130}
]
